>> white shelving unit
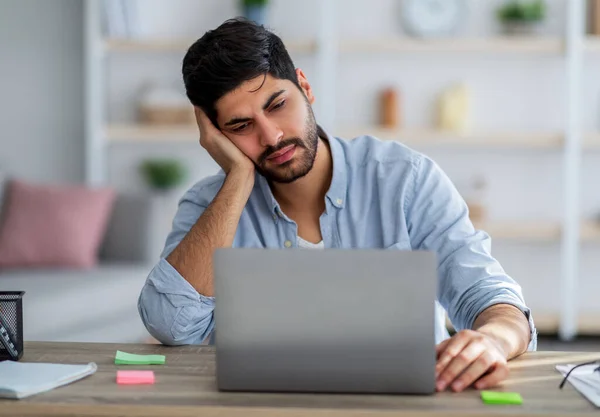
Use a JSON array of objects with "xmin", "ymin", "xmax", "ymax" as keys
[
  {"xmin": 560, "ymin": 0, "xmax": 585, "ymax": 340},
  {"xmin": 84, "ymin": 0, "xmax": 599, "ymax": 338},
  {"xmin": 338, "ymin": 128, "xmax": 564, "ymax": 150},
  {"xmin": 84, "ymin": 0, "xmax": 105, "ymax": 186},
  {"xmin": 339, "ymin": 37, "xmax": 564, "ymax": 54},
  {"xmin": 104, "ymin": 38, "xmax": 319, "ymax": 54},
  {"xmin": 106, "ymin": 124, "xmax": 198, "ymax": 142}
]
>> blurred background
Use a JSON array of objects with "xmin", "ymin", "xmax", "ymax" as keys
[{"xmin": 0, "ymin": 0, "xmax": 599, "ymax": 350}]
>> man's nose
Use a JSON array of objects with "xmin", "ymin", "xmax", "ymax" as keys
[{"xmin": 258, "ymin": 119, "xmax": 283, "ymax": 148}]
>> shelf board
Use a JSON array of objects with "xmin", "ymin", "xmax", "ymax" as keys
[
  {"xmin": 473, "ymin": 221, "xmax": 600, "ymax": 242},
  {"xmin": 584, "ymin": 132, "xmax": 600, "ymax": 149},
  {"xmin": 104, "ymin": 38, "xmax": 317, "ymax": 54},
  {"xmin": 531, "ymin": 313, "xmax": 600, "ymax": 335},
  {"xmin": 473, "ymin": 221, "xmax": 561, "ymax": 241},
  {"xmin": 585, "ymin": 35, "xmax": 600, "ymax": 52},
  {"xmin": 581, "ymin": 220, "xmax": 600, "ymax": 242},
  {"xmin": 342, "ymin": 128, "xmax": 563, "ymax": 149},
  {"xmin": 339, "ymin": 37, "xmax": 564, "ymax": 54},
  {"xmin": 107, "ymin": 124, "xmax": 563, "ymax": 149},
  {"xmin": 474, "ymin": 221, "xmax": 600, "ymax": 242},
  {"xmin": 447, "ymin": 312, "xmax": 600, "ymax": 335},
  {"xmin": 105, "ymin": 37, "xmax": 564, "ymax": 55},
  {"xmin": 106, "ymin": 124, "xmax": 197, "ymax": 142}
]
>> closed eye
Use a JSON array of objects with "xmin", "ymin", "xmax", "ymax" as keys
[
  {"xmin": 271, "ymin": 100, "xmax": 285, "ymax": 111},
  {"xmin": 232, "ymin": 123, "xmax": 250, "ymax": 133}
]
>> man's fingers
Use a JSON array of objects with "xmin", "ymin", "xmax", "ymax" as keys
[
  {"xmin": 192, "ymin": 106, "xmax": 252, "ymax": 173},
  {"xmin": 449, "ymin": 350, "xmax": 496, "ymax": 392},
  {"xmin": 436, "ymin": 338, "xmax": 451, "ymax": 358},
  {"xmin": 194, "ymin": 107, "xmax": 219, "ymax": 135},
  {"xmin": 437, "ymin": 339, "xmax": 486, "ymax": 391},
  {"xmin": 435, "ymin": 331, "xmax": 472, "ymax": 379},
  {"xmin": 475, "ymin": 363, "xmax": 509, "ymax": 390},
  {"xmin": 194, "ymin": 106, "xmax": 208, "ymax": 126}
]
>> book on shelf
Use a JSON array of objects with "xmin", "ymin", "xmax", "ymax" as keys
[{"xmin": 589, "ymin": 0, "xmax": 600, "ymax": 35}]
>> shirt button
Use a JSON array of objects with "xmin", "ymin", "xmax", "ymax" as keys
[
  {"xmin": 272, "ymin": 214, "xmax": 277, "ymax": 221},
  {"xmin": 284, "ymin": 240, "xmax": 292, "ymax": 248},
  {"xmin": 336, "ymin": 198, "xmax": 343, "ymax": 205}
]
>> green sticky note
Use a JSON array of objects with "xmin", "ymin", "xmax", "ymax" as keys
[
  {"xmin": 481, "ymin": 391, "xmax": 523, "ymax": 405},
  {"xmin": 115, "ymin": 350, "xmax": 166, "ymax": 365}
]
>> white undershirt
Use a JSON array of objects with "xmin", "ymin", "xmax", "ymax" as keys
[{"xmin": 297, "ymin": 236, "xmax": 324, "ymax": 249}]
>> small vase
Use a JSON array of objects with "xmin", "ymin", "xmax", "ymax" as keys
[
  {"xmin": 244, "ymin": 5, "xmax": 267, "ymax": 26},
  {"xmin": 501, "ymin": 21, "xmax": 542, "ymax": 36}
]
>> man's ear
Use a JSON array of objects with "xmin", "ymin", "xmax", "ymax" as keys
[{"xmin": 296, "ymin": 68, "xmax": 315, "ymax": 105}]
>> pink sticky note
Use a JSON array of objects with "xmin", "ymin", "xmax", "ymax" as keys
[{"xmin": 116, "ymin": 370, "xmax": 155, "ymax": 385}]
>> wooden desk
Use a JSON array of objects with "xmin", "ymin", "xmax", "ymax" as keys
[{"xmin": 0, "ymin": 342, "xmax": 598, "ymax": 416}]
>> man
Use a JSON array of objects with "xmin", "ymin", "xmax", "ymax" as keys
[{"xmin": 138, "ymin": 18, "xmax": 537, "ymax": 393}]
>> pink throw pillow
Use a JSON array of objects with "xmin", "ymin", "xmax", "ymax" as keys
[{"xmin": 0, "ymin": 180, "xmax": 116, "ymax": 269}]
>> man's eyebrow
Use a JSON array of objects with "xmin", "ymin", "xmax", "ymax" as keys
[
  {"xmin": 263, "ymin": 89, "xmax": 286, "ymax": 110},
  {"xmin": 223, "ymin": 90, "xmax": 287, "ymax": 127},
  {"xmin": 224, "ymin": 117, "xmax": 251, "ymax": 127}
]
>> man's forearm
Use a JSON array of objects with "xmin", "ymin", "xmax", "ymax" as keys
[
  {"xmin": 472, "ymin": 304, "xmax": 531, "ymax": 360},
  {"xmin": 166, "ymin": 168, "xmax": 254, "ymax": 297}
]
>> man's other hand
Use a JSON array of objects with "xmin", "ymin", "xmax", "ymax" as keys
[{"xmin": 435, "ymin": 329, "xmax": 509, "ymax": 392}]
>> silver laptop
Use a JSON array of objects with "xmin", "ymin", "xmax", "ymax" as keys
[{"xmin": 213, "ymin": 248, "xmax": 437, "ymax": 394}]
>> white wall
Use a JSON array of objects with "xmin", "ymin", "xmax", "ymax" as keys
[
  {"xmin": 0, "ymin": 0, "xmax": 84, "ymax": 183},
  {"xmin": 103, "ymin": 0, "xmax": 600, "ymax": 319}
]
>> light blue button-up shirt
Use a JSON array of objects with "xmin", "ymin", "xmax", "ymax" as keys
[{"xmin": 138, "ymin": 128, "xmax": 537, "ymax": 350}]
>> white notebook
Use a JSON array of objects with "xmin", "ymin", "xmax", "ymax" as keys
[
  {"xmin": 556, "ymin": 364, "xmax": 600, "ymax": 408},
  {"xmin": 0, "ymin": 361, "xmax": 97, "ymax": 399}
]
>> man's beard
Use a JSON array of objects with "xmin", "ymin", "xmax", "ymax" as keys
[{"xmin": 254, "ymin": 101, "xmax": 319, "ymax": 184}]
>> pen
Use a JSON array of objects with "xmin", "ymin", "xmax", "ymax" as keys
[{"xmin": 0, "ymin": 313, "xmax": 19, "ymax": 360}]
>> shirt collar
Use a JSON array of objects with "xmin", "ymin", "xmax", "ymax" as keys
[{"xmin": 257, "ymin": 125, "xmax": 347, "ymax": 215}]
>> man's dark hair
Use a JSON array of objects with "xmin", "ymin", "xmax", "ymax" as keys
[{"xmin": 182, "ymin": 18, "xmax": 299, "ymax": 125}]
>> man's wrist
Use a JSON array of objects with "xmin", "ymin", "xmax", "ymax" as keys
[
  {"xmin": 476, "ymin": 326, "xmax": 512, "ymax": 358},
  {"xmin": 217, "ymin": 167, "xmax": 253, "ymax": 216},
  {"xmin": 229, "ymin": 164, "xmax": 254, "ymax": 182},
  {"xmin": 473, "ymin": 304, "xmax": 531, "ymax": 359}
]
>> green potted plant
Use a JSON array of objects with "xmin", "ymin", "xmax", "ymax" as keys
[
  {"xmin": 497, "ymin": 0, "xmax": 546, "ymax": 35},
  {"xmin": 139, "ymin": 159, "xmax": 187, "ymax": 192},
  {"xmin": 241, "ymin": 0, "xmax": 269, "ymax": 26}
]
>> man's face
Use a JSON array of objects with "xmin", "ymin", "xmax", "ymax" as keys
[{"xmin": 215, "ymin": 71, "xmax": 319, "ymax": 183}]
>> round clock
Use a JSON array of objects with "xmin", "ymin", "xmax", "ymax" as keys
[{"xmin": 401, "ymin": 0, "xmax": 466, "ymax": 38}]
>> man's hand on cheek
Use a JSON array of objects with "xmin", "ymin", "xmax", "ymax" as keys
[
  {"xmin": 435, "ymin": 330, "xmax": 509, "ymax": 393},
  {"xmin": 195, "ymin": 107, "xmax": 254, "ymax": 175}
]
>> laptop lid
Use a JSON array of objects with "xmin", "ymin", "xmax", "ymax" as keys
[{"xmin": 214, "ymin": 248, "xmax": 437, "ymax": 394}]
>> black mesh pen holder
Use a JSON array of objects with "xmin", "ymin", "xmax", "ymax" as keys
[{"xmin": 0, "ymin": 291, "xmax": 24, "ymax": 361}]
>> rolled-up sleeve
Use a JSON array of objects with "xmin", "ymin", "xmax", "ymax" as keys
[
  {"xmin": 138, "ymin": 181, "xmax": 220, "ymax": 345},
  {"xmin": 405, "ymin": 154, "xmax": 537, "ymax": 351},
  {"xmin": 138, "ymin": 259, "xmax": 215, "ymax": 345}
]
